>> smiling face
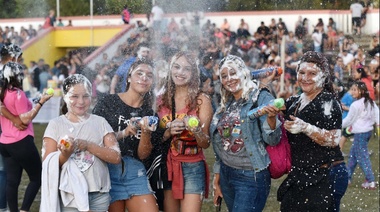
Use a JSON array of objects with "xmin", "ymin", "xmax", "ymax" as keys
[
  {"xmin": 297, "ymin": 62, "xmax": 326, "ymax": 95},
  {"xmin": 220, "ymin": 66, "xmax": 243, "ymax": 94},
  {"xmin": 64, "ymin": 83, "xmax": 91, "ymax": 117},
  {"xmin": 170, "ymin": 56, "xmax": 192, "ymax": 87},
  {"xmin": 128, "ymin": 64, "xmax": 154, "ymax": 94},
  {"xmin": 350, "ymin": 84, "xmax": 361, "ymax": 99},
  {"xmin": 137, "ymin": 47, "xmax": 150, "ymax": 60}
]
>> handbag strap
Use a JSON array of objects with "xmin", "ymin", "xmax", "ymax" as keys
[{"xmin": 171, "ymin": 94, "xmax": 176, "ymax": 121}]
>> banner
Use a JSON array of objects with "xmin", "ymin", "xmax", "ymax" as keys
[{"xmin": 31, "ymin": 97, "xmax": 62, "ymax": 123}]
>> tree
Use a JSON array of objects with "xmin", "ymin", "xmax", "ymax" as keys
[{"xmin": 0, "ymin": 0, "xmax": 19, "ymax": 18}]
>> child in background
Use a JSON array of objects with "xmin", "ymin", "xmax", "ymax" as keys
[
  {"xmin": 343, "ymin": 81, "xmax": 379, "ymax": 190},
  {"xmin": 338, "ymin": 85, "xmax": 355, "ymax": 153}
]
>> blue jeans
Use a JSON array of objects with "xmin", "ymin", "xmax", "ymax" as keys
[
  {"xmin": 347, "ymin": 131, "xmax": 375, "ymax": 182},
  {"xmin": 314, "ymin": 45, "xmax": 321, "ymax": 53},
  {"xmin": 0, "ymin": 155, "xmax": 6, "ymax": 209},
  {"xmin": 329, "ymin": 162, "xmax": 348, "ymax": 212},
  {"xmin": 220, "ymin": 162, "xmax": 271, "ymax": 212}
]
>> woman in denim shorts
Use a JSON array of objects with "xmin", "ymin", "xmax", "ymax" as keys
[
  {"xmin": 93, "ymin": 59, "xmax": 162, "ymax": 212},
  {"xmin": 156, "ymin": 51, "xmax": 213, "ymax": 212}
]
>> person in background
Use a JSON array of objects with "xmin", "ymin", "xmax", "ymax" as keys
[
  {"xmin": 343, "ymin": 81, "xmax": 379, "ymax": 190},
  {"xmin": 211, "ymin": 55, "xmax": 282, "ymax": 211},
  {"xmin": 93, "ymin": 59, "xmax": 161, "ymax": 212},
  {"xmin": 278, "ymin": 51, "xmax": 345, "ymax": 211},
  {"xmin": 328, "ymin": 17, "xmax": 337, "ymax": 31},
  {"xmin": 0, "ymin": 43, "xmax": 27, "ymax": 212},
  {"xmin": 122, "ymin": 4, "xmax": 131, "ymax": 24},
  {"xmin": 237, "ymin": 19, "xmax": 250, "ymax": 38},
  {"xmin": 326, "ymin": 25, "xmax": 337, "ymax": 51},
  {"xmin": 312, "ymin": 25, "xmax": 323, "ymax": 53},
  {"xmin": 334, "ymin": 56, "xmax": 344, "ymax": 81},
  {"xmin": 40, "ymin": 74, "xmax": 121, "ymax": 211},
  {"xmin": 150, "ymin": 1, "xmax": 164, "ymax": 33},
  {"xmin": 220, "ymin": 18, "xmax": 230, "ymax": 32},
  {"xmin": 338, "ymin": 80, "xmax": 355, "ymax": 153},
  {"xmin": 110, "ymin": 42, "xmax": 150, "ymax": 94},
  {"xmin": 42, "ymin": 10, "xmax": 56, "ymax": 29},
  {"xmin": 31, "ymin": 59, "xmax": 45, "ymax": 93},
  {"xmin": 157, "ymin": 51, "xmax": 213, "ymax": 212},
  {"xmin": 38, "ymin": 65, "xmax": 51, "ymax": 93},
  {"xmin": 350, "ymin": 0, "xmax": 364, "ymax": 35},
  {"xmin": 360, "ymin": 0, "xmax": 371, "ymax": 29},
  {"xmin": 95, "ymin": 64, "xmax": 111, "ymax": 100},
  {"xmin": 57, "ymin": 19, "xmax": 64, "ymax": 27},
  {"xmin": 0, "ymin": 62, "xmax": 53, "ymax": 212},
  {"xmin": 352, "ymin": 65, "xmax": 375, "ymax": 100}
]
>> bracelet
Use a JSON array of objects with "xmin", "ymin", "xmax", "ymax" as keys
[
  {"xmin": 38, "ymin": 102, "xmax": 43, "ymax": 107},
  {"xmin": 192, "ymin": 127, "xmax": 202, "ymax": 135}
]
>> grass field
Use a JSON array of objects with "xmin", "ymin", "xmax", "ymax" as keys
[{"xmin": 19, "ymin": 123, "xmax": 379, "ymax": 212}]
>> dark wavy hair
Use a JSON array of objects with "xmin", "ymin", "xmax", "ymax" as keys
[
  {"xmin": 355, "ymin": 67, "xmax": 369, "ymax": 79},
  {"xmin": 125, "ymin": 58, "xmax": 156, "ymax": 112},
  {"xmin": 352, "ymin": 80, "xmax": 374, "ymax": 108},
  {"xmin": 296, "ymin": 51, "xmax": 335, "ymax": 95}
]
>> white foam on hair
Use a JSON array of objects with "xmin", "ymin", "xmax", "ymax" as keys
[
  {"xmin": 218, "ymin": 55, "xmax": 257, "ymax": 112},
  {"xmin": 313, "ymin": 71, "xmax": 325, "ymax": 88},
  {"xmin": 63, "ymin": 79, "xmax": 92, "ymax": 121},
  {"xmin": 3, "ymin": 65, "xmax": 21, "ymax": 82}
]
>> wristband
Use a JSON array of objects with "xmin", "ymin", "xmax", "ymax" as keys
[{"xmin": 38, "ymin": 102, "xmax": 43, "ymax": 107}]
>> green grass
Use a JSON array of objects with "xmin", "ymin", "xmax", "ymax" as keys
[{"xmin": 21, "ymin": 123, "xmax": 379, "ymax": 211}]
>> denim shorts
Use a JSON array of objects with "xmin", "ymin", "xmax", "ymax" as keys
[
  {"xmin": 108, "ymin": 156, "xmax": 153, "ymax": 203},
  {"xmin": 165, "ymin": 161, "xmax": 206, "ymax": 195},
  {"xmin": 182, "ymin": 161, "xmax": 205, "ymax": 194},
  {"xmin": 60, "ymin": 192, "xmax": 110, "ymax": 212}
]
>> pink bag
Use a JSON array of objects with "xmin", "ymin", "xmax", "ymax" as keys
[{"xmin": 266, "ymin": 115, "xmax": 292, "ymax": 179}]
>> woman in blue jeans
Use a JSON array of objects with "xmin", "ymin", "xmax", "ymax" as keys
[{"xmin": 210, "ymin": 55, "xmax": 282, "ymax": 211}]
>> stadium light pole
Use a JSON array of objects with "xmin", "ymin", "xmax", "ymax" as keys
[
  {"xmin": 56, "ymin": 0, "xmax": 60, "ymax": 18},
  {"xmin": 90, "ymin": 0, "xmax": 94, "ymax": 46}
]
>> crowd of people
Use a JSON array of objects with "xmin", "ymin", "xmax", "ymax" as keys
[
  {"xmin": 0, "ymin": 2, "xmax": 379, "ymax": 212},
  {"xmin": 0, "ymin": 25, "xmax": 39, "ymax": 47}
]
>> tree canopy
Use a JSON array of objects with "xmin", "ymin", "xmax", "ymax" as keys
[{"xmin": 0, "ymin": 0, "xmax": 377, "ymax": 19}]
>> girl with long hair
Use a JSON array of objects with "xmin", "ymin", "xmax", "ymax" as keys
[
  {"xmin": 93, "ymin": 59, "xmax": 160, "ymax": 212},
  {"xmin": 343, "ymin": 81, "xmax": 379, "ymax": 190},
  {"xmin": 0, "ymin": 62, "xmax": 52, "ymax": 212},
  {"xmin": 157, "ymin": 51, "xmax": 213, "ymax": 212}
]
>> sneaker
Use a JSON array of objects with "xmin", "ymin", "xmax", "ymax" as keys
[{"xmin": 361, "ymin": 181, "xmax": 376, "ymax": 190}]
